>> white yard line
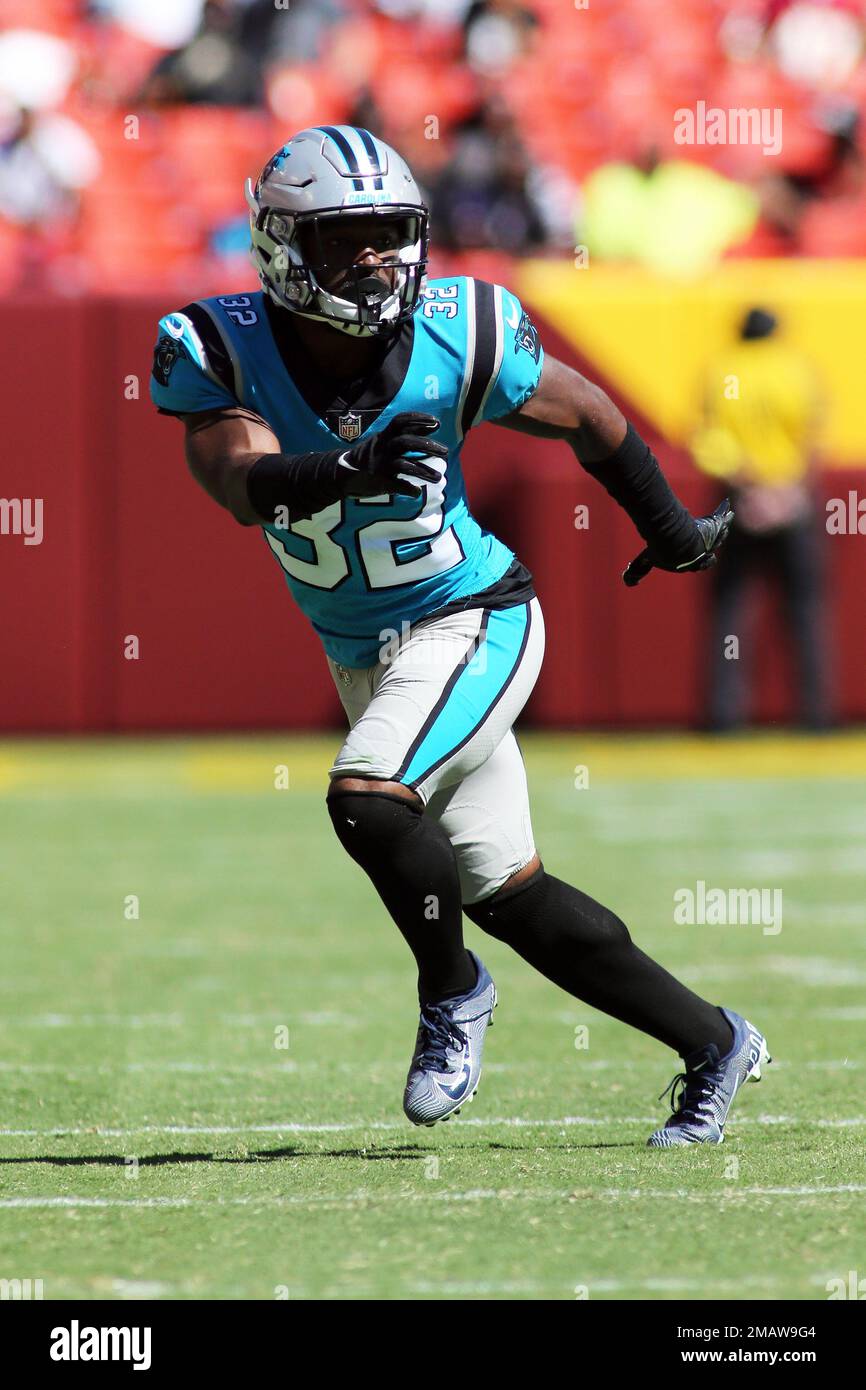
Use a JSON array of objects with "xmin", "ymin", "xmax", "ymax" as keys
[
  {"xmin": 0, "ymin": 1059, "xmax": 860, "ymax": 1075},
  {"xmin": 411, "ymin": 1273, "xmax": 796, "ymax": 1295},
  {"xmin": 3, "ymin": 1013, "xmax": 364, "ymax": 1030},
  {"xmin": 109, "ymin": 1280, "xmax": 177, "ymax": 1297},
  {"xmin": 9, "ymin": 1015, "xmax": 186, "ymax": 1029},
  {"xmin": 1, "ymin": 1185, "xmax": 864, "ymax": 1211},
  {"xmin": 2, "ymin": 1114, "xmax": 866, "ymax": 1138},
  {"xmin": 0, "ymin": 1118, "xmax": 616, "ymax": 1138},
  {"xmin": 0, "ymin": 1062, "xmax": 300, "ymax": 1075}
]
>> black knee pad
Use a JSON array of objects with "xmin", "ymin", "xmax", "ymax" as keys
[
  {"xmin": 465, "ymin": 864, "xmax": 631, "ymax": 953},
  {"xmin": 327, "ymin": 790, "xmax": 422, "ymax": 869}
]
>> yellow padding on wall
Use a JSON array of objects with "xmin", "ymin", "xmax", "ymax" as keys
[{"xmin": 517, "ymin": 260, "xmax": 866, "ymax": 466}]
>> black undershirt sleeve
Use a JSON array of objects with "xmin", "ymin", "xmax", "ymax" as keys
[
  {"xmin": 579, "ymin": 424, "xmax": 703, "ymax": 566},
  {"xmin": 246, "ymin": 450, "xmax": 346, "ymax": 524}
]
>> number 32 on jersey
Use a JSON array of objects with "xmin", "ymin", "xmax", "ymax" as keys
[{"xmin": 264, "ymin": 459, "xmax": 464, "ymax": 591}]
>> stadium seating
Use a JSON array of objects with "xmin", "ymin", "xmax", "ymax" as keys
[{"xmin": 2, "ymin": 1, "xmax": 866, "ymax": 280}]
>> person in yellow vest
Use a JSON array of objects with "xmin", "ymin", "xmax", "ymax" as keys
[{"xmin": 691, "ymin": 308, "xmax": 831, "ymax": 730}]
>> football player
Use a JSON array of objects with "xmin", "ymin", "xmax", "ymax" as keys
[{"xmin": 151, "ymin": 126, "xmax": 770, "ymax": 1145}]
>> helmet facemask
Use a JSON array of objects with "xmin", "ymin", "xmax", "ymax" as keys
[{"xmin": 248, "ymin": 190, "xmax": 429, "ymax": 338}]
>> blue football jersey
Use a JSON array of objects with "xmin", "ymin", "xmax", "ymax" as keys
[{"xmin": 150, "ymin": 277, "xmax": 544, "ymax": 666}]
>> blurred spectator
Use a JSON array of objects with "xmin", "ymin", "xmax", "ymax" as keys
[
  {"xmin": 90, "ymin": 0, "xmax": 205, "ymax": 50},
  {"xmin": 579, "ymin": 147, "xmax": 759, "ymax": 275},
  {"xmin": 346, "ymin": 86, "xmax": 387, "ymax": 142},
  {"xmin": 0, "ymin": 29, "xmax": 79, "ymax": 111},
  {"xmin": 239, "ymin": 0, "xmax": 346, "ymax": 66},
  {"xmin": 0, "ymin": 104, "xmax": 99, "ymax": 227},
  {"xmin": 430, "ymin": 92, "xmax": 564, "ymax": 252},
  {"xmin": 691, "ymin": 308, "xmax": 832, "ymax": 731},
  {"xmin": 766, "ymin": 0, "xmax": 864, "ymax": 88},
  {"xmin": 139, "ymin": 0, "xmax": 262, "ymax": 106},
  {"xmin": 372, "ymin": 0, "xmax": 470, "ymax": 19},
  {"xmin": 753, "ymin": 99, "xmax": 865, "ymax": 251},
  {"xmin": 463, "ymin": 0, "xmax": 538, "ymax": 75}
]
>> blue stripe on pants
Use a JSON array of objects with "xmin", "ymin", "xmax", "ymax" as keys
[{"xmin": 397, "ymin": 603, "xmax": 531, "ymax": 788}]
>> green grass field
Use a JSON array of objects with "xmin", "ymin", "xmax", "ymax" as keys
[{"xmin": 1, "ymin": 732, "xmax": 864, "ymax": 1301}]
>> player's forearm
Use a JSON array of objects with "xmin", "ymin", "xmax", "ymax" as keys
[
  {"xmin": 242, "ymin": 413, "xmax": 445, "ymax": 522},
  {"xmin": 501, "ymin": 356, "xmax": 704, "ymax": 566},
  {"xmin": 186, "ymin": 451, "xmax": 263, "ymax": 527},
  {"xmin": 577, "ymin": 425, "xmax": 704, "ymax": 567},
  {"xmin": 562, "ymin": 384, "xmax": 704, "ymax": 566},
  {"xmin": 564, "ymin": 376, "xmax": 630, "ymax": 463},
  {"xmin": 192, "ymin": 449, "xmax": 349, "ymax": 527},
  {"xmin": 185, "ymin": 410, "xmax": 443, "ymax": 529},
  {"xmin": 245, "ymin": 450, "xmax": 349, "ymax": 525},
  {"xmin": 183, "ymin": 411, "xmax": 285, "ymax": 526}
]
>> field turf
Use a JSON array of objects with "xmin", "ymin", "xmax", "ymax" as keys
[{"xmin": 0, "ymin": 732, "xmax": 864, "ymax": 1301}]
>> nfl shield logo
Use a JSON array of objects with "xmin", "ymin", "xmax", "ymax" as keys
[{"xmin": 338, "ymin": 411, "xmax": 362, "ymax": 442}]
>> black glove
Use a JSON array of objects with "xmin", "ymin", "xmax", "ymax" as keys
[
  {"xmin": 246, "ymin": 413, "xmax": 447, "ymax": 524},
  {"xmin": 338, "ymin": 412, "xmax": 447, "ymax": 500},
  {"xmin": 623, "ymin": 498, "xmax": 734, "ymax": 588}
]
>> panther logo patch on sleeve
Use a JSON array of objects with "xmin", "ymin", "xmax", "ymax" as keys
[
  {"xmin": 514, "ymin": 310, "xmax": 541, "ymax": 364},
  {"xmin": 152, "ymin": 335, "xmax": 181, "ymax": 386}
]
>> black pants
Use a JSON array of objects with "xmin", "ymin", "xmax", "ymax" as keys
[{"xmin": 708, "ymin": 514, "xmax": 832, "ymax": 730}]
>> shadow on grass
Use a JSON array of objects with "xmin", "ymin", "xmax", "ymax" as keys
[
  {"xmin": 0, "ymin": 1137, "xmax": 639, "ymax": 1166},
  {"xmin": 0, "ymin": 1144, "xmax": 439, "ymax": 1167}
]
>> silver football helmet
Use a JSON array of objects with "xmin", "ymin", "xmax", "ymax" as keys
[{"xmin": 246, "ymin": 126, "xmax": 429, "ymax": 338}]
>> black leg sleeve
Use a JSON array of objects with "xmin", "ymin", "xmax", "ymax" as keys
[
  {"xmin": 466, "ymin": 865, "xmax": 733, "ymax": 1056},
  {"xmin": 328, "ymin": 791, "xmax": 475, "ymax": 1004}
]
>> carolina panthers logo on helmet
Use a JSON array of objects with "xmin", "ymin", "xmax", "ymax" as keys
[
  {"xmin": 258, "ymin": 145, "xmax": 291, "ymax": 193},
  {"xmin": 515, "ymin": 310, "xmax": 541, "ymax": 364},
  {"xmin": 152, "ymin": 335, "xmax": 180, "ymax": 386}
]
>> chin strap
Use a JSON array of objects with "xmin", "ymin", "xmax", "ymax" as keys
[{"xmin": 265, "ymin": 264, "xmax": 405, "ymax": 338}]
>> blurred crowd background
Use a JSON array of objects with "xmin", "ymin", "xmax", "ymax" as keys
[{"xmin": 2, "ymin": 0, "xmax": 866, "ymax": 294}]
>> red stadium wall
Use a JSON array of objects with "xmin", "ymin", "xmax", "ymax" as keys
[{"xmin": 1, "ymin": 294, "xmax": 863, "ymax": 732}]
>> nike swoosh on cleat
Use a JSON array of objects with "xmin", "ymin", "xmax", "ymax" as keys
[{"xmin": 436, "ymin": 1058, "xmax": 471, "ymax": 1102}]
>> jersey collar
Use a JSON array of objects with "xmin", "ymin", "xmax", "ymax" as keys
[{"xmin": 262, "ymin": 296, "xmax": 416, "ymax": 442}]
